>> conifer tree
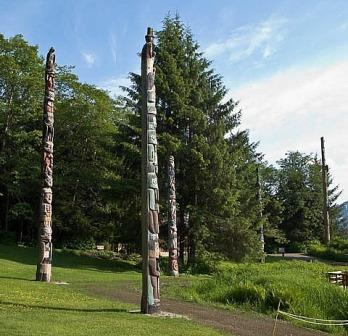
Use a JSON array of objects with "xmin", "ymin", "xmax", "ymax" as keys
[{"xmin": 122, "ymin": 15, "xmax": 263, "ymax": 262}]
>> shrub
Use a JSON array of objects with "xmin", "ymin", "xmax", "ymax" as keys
[
  {"xmin": 308, "ymin": 240, "xmax": 348, "ymax": 262},
  {"xmin": 179, "ymin": 260, "xmax": 348, "ymax": 334}
]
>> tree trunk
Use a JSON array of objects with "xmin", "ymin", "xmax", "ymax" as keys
[
  {"xmin": 167, "ymin": 155, "xmax": 179, "ymax": 276},
  {"xmin": 36, "ymin": 48, "xmax": 55, "ymax": 282},
  {"xmin": 321, "ymin": 137, "xmax": 330, "ymax": 245},
  {"xmin": 4, "ymin": 186, "xmax": 9, "ymax": 232},
  {"xmin": 257, "ymin": 167, "xmax": 265, "ymax": 262},
  {"xmin": 178, "ymin": 210, "xmax": 185, "ymax": 265},
  {"xmin": 187, "ymin": 233, "xmax": 196, "ymax": 267},
  {"xmin": 1, "ymin": 90, "xmax": 14, "ymax": 154}
]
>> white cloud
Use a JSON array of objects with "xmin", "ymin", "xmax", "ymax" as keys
[
  {"xmin": 81, "ymin": 52, "xmax": 96, "ymax": 67},
  {"xmin": 204, "ymin": 16, "xmax": 286, "ymax": 62},
  {"xmin": 231, "ymin": 59, "xmax": 348, "ymax": 201},
  {"xmin": 100, "ymin": 75, "xmax": 131, "ymax": 97}
]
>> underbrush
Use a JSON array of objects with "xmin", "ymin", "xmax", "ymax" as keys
[
  {"xmin": 308, "ymin": 238, "xmax": 348, "ymax": 262},
  {"xmin": 179, "ymin": 261, "xmax": 348, "ymax": 334}
]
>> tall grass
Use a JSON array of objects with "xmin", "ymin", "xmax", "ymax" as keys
[
  {"xmin": 180, "ymin": 260, "xmax": 348, "ymax": 334},
  {"xmin": 308, "ymin": 238, "xmax": 348, "ymax": 262}
]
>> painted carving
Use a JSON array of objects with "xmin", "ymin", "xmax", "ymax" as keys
[
  {"xmin": 36, "ymin": 47, "xmax": 55, "ymax": 282},
  {"xmin": 167, "ymin": 155, "xmax": 179, "ymax": 276},
  {"xmin": 141, "ymin": 27, "xmax": 160, "ymax": 314}
]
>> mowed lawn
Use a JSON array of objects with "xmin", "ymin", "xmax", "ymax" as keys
[{"xmin": 0, "ymin": 244, "xmax": 222, "ymax": 336}]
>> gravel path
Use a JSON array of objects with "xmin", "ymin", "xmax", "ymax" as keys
[{"xmin": 86, "ymin": 282, "xmax": 330, "ymax": 336}]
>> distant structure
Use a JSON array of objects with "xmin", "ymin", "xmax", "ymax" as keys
[
  {"xmin": 36, "ymin": 48, "xmax": 55, "ymax": 282},
  {"xmin": 168, "ymin": 156, "xmax": 179, "ymax": 276},
  {"xmin": 257, "ymin": 167, "xmax": 265, "ymax": 262},
  {"xmin": 141, "ymin": 27, "xmax": 160, "ymax": 314},
  {"xmin": 321, "ymin": 137, "xmax": 330, "ymax": 245}
]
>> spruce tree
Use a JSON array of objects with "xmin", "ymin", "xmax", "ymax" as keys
[{"xmin": 122, "ymin": 15, "xmax": 263, "ymax": 263}]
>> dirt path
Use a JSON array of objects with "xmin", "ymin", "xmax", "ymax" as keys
[{"xmin": 86, "ymin": 282, "xmax": 329, "ymax": 336}]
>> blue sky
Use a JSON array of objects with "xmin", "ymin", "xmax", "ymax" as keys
[{"xmin": 1, "ymin": 0, "xmax": 348, "ymax": 200}]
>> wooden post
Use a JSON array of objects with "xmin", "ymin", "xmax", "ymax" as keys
[
  {"xmin": 141, "ymin": 28, "xmax": 160, "ymax": 314},
  {"xmin": 168, "ymin": 156, "xmax": 179, "ymax": 276},
  {"xmin": 321, "ymin": 137, "xmax": 330, "ymax": 245},
  {"xmin": 36, "ymin": 48, "xmax": 55, "ymax": 282},
  {"xmin": 257, "ymin": 167, "xmax": 265, "ymax": 262}
]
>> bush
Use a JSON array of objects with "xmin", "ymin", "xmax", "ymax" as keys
[
  {"xmin": 61, "ymin": 238, "xmax": 96, "ymax": 250},
  {"xmin": 225, "ymin": 282, "xmax": 266, "ymax": 305},
  {"xmin": 308, "ymin": 239, "xmax": 348, "ymax": 262},
  {"xmin": 0, "ymin": 231, "xmax": 17, "ymax": 244},
  {"xmin": 179, "ymin": 261, "xmax": 348, "ymax": 334}
]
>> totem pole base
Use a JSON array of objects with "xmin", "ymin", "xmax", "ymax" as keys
[
  {"xmin": 36, "ymin": 263, "xmax": 51, "ymax": 282},
  {"xmin": 148, "ymin": 304, "xmax": 160, "ymax": 314},
  {"xmin": 141, "ymin": 303, "xmax": 161, "ymax": 314},
  {"xmin": 169, "ymin": 270, "xmax": 179, "ymax": 277}
]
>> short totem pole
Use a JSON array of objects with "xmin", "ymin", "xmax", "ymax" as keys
[
  {"xmin": 36, "ymin": 47, "xmax": 55, "ymax": 282},
  {"xmin": 141, "ymin": 28, "xmax": 160, "ymax": 314},
  {"xmin": 168, "ymin": 156, "xmax": 179, "ymax": 276}
]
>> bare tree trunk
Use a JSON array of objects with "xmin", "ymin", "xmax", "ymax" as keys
[
  {"xmin": 4, "ymin": 186, "xmax": 9, "ymax": 232},
  {"xmin": 168, "ymin": 156, "xmax": 179, "ymax": 276},
  {"xmin": 1, "ymin": 90, "xmax": 14, "ymax": 153},
  {"xmin": 321, "ymin": 137, "xmax": 330, "ymax": 245},
  {"xmin": 141, "ymin": 28, "xmax": 160, "ymax": 314},
  {"xmin": 257, "ymin": 167, "xmax": 265, "ymax": 262},
  {"xmin": 187, "ymin": 233, "xmax": 195, "ymax": 267},
  {"xmin": 36, "ymin": 48, "xmax": 55, "ymax": 282},
  {"xmin": 178, "ymin": 210, "xmax": 185, "ymax": 265}
]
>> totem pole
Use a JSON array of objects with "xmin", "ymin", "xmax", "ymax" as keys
[
  {"xmin": 321, "ymin": 137, "xmax": 330, "ymax": 245},
  {"xmin": 168, "ymin": 156, "xmax": 179, "ymax": 276},
  {"xmin": 141, "ymin": 28, "xmax": 160, "ymax": 314},
  {"xmin": 36, "ymin": 47, "xmax": 55, "ymax": 282},
  {"xmin": 257, "ymin": 167, "xmax": 265, "ymax": 262}
]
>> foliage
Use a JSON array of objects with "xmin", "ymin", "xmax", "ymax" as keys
[
  {"xmin": 275, "ymin": 151, "xmax": 341, "ymax": 245},
  {"xmin": 122, "ymin": 14, "xmax": 263, "ymax": 263},
  {"xmin": 0, "ymin": 23, "xmax": 343, "ymax": 263},
  {"xmin": 308, "ymin": 238, "xmax": 348, "ymax": 262}
]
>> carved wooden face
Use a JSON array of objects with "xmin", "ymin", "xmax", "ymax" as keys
[
  {"xmin": 42, "ymin": 189, "xmax": 52, "ymax": 204},
  {"xmin": 171, "ymin": 259, "xmax": 179, "ymax": 271}
]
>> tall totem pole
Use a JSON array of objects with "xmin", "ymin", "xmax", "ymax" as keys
[
  {"xmin": 141, "ymin": 28, "xmax": 160, "ymax": 314},
  {"xmin": 321, "ymin": 137, "xmax": 330, "ymax": 245},
  {"xmin": 36, "ymin": 47, "xmax": 55, "ymax": 282},
  {"xmin": 168, "ymin": 156, "xmax": 179, "ymax": 276}
]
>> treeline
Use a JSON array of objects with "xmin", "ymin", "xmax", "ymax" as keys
[{"xmin": 0, "ymin": 16, "xmax": 342, "ymax": 264}]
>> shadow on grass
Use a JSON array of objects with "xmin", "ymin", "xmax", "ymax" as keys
[
  {"xmin": 0, "ymin": 244, "xmax": 140, "ymax": 274},
  {"xmin": 0, "ymin": 276, "xmax": 35, "ymax": 282},
  {"xmin": 0, "ymin": 301, "xmax": 128, "ymax": 313}
]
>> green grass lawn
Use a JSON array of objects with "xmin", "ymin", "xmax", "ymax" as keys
[
  {"xmin": 2, "ymin": 244, "xmax": 348, "ymax": 336},
  {"xmin": 163, "ymin": 259, "xmax": 348, "ymax": 335},
  {"xmin": 0, "ymin": 244, "xmax": 222, "ymax": 336}
]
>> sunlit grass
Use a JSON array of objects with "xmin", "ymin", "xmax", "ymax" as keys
[{"xmin": 0, "ymin": 244, "xmax": 222, "ymax": 336}]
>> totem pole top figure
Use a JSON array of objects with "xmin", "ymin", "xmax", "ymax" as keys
[
  {"xmin": 142, "ymin": 27, "xmax": 154, "ymax": 60},
  {"xmin": 46, "ymin": 47, "xmax": 55, "ymax": 70}
]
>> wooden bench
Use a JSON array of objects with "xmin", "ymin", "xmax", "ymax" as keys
[{"xmin": 327, "ymin": 271, "xmax": 348, "ymax": 289}]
